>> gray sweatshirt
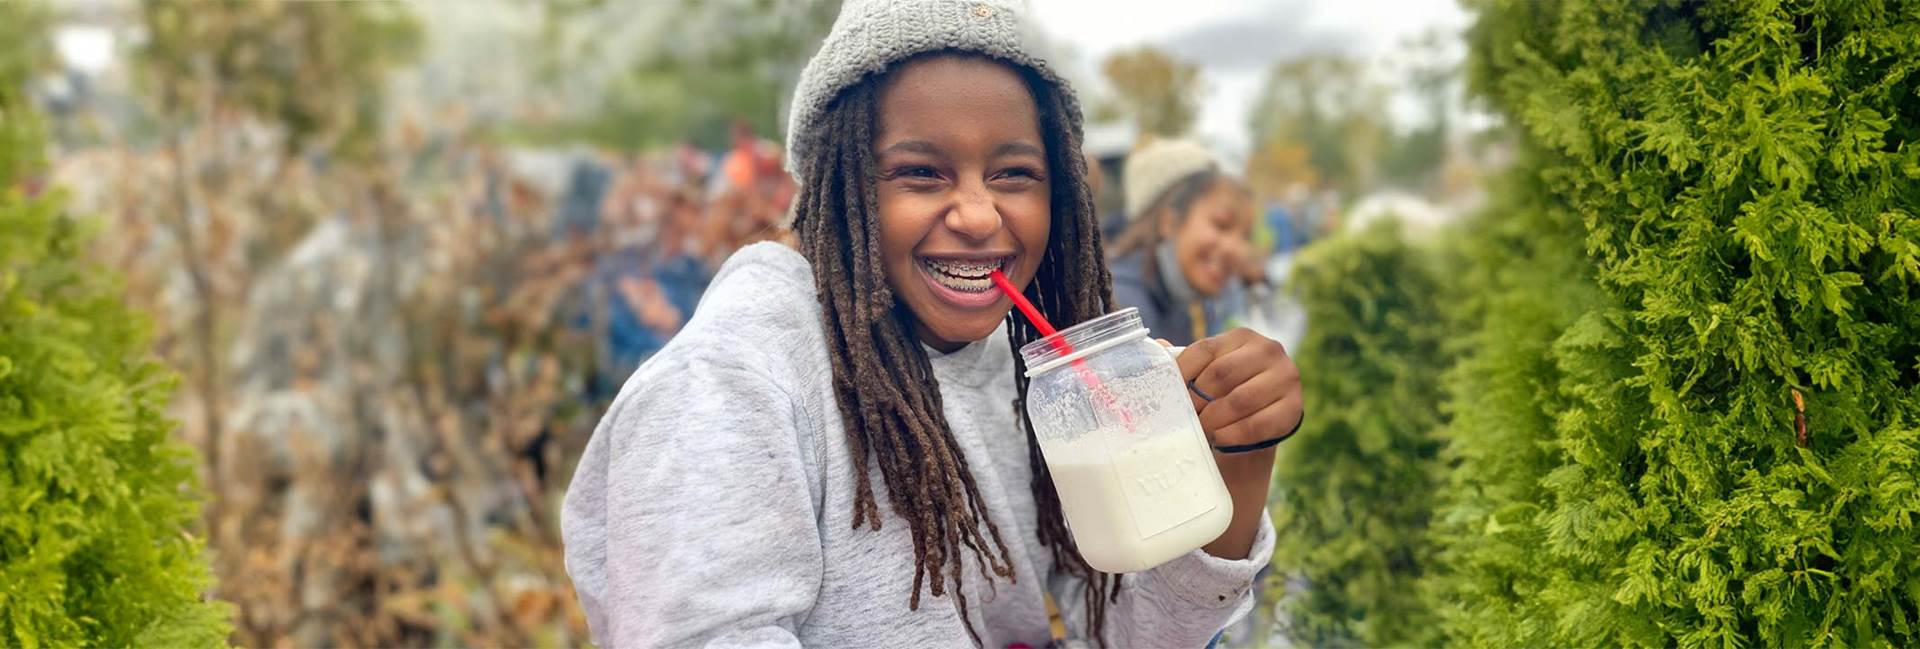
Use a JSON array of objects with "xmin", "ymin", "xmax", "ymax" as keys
[{"xmin": 562, "ymin": 242, "xmax": 1273, "ymax": 648}]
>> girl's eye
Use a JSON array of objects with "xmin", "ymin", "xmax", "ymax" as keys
[
  {"xmin": 879, "ymin": 162, "xmax": 939, "ymax": 178},
  {"xmin": 994, "ymin": 167, "xmax": 1044, "ymax": 182},
  {"xmin": 897, "ymin": 166, "xmax": 939, "ymax": 179}
]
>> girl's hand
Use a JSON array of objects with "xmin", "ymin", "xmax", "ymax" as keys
[
  {"xmin": 1168, "ymin": 327, "xmax": 1302, "ymax": 560},
  {"xmin": 623, "ymin": 276, "xmax": 684, "ymax": 336},
  {"xmin": 1174, "ymin": 328, "xmax": 1303, "ymax": 449}
]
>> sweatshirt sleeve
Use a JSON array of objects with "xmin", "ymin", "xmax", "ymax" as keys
[
  {"xmin": 562, "ymin": 355, "xmax": 824, "ymax": 648},
  {"xmin": 1051, "ymin": 512, "xmax": 1275, "ymax": 648}
]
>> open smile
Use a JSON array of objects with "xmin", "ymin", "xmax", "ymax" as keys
[{"xmin": 916, "ymin": 255, "xmax": 1014, "ymax": 308}]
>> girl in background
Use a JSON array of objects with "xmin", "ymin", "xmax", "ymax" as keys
[{"xmin": 1106, "ymin": 139, "xmax": 1256, "ymax": 346}]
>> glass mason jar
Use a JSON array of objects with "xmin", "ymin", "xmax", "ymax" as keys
[{"xmin": 1019, "ymin": 308, "xmax": 1233, "ymax": 573}]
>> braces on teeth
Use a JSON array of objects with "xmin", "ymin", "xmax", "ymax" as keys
[{"xmin": 924, "ymin": 258, "xmax": 1005, "ymax": 292}]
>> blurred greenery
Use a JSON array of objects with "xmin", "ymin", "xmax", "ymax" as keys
[
  {"xmin": 1269, "ymin": 218, "xmax": 1451, "ymax": 647},
  {"xmin": 511, "ymin": 0, "xmax": 842, "ymax": 150},
  {"xmin": 1379, "ymin": 31, "xmax": 1453, "ymax": 189},
  {"xmin": 1098, "ymin": 45, "xmax": 1203, "ymax": 138},
  {"xmin": 0, "ymin": 1, "xmax": 51, "ymax": 184},
  {"xmin": 1249, "ymin": 55, "xmax": 1388, "ymax": 191},
  {"xmin": 1246, "ymin": 32, "xmax": 1457, "ymax": 195},
  {"xmin": 137, "ymin": 0, "xmax": 422, "ymax": 160}
]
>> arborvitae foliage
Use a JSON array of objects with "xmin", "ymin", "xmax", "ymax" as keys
[
  {"xmin": 0, "ymin": 6, "xmax": 232, "ymax": 646},
  {"xmin": 1268, "ymin": 218, "xmax": 1450, "ymax": 647},
  {"xmin": 1420, "ymin": 163, "xmax": 1610, "ymax": 647},
  {"xmin": 1436, "ymin": 0, "xmax": 1920, "ymax": 646}
]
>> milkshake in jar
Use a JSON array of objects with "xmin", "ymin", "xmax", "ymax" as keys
[{"xmin": 1020, "ymin": 308, "xmax": 1233, "ymax": 573}]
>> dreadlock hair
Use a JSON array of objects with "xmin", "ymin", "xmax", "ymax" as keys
[{"xmin": 788, "ymin": 51, "xmax": 1121, "ymax": 646}]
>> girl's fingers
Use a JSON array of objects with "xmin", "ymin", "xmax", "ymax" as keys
[
  {"xmin": 1184, "ymin": 380, "xmax": 1209, "ymax": 412},
  {"xmin": 1176, "ymin": 329, "xmax": 1300, "ymax": 435},
  {"xmin": 1198, "ymin": 359, "xmax": 1292, "ymax": 432},
  {"xmin": 1208, "ymin": 391, "xmax": 1303, "ymax": 448},
  {"xmin": 1171, "ymin": 328, "xmax": 1299, "ymax": 439},
  {"xmin": 1174, "ymin": 335, "xmax": 1221, "ymax": 384},
  {"xmin": 1177, "ymin": 328, "xmax": 1260, "ymax": 387},
  {"xmin": 1191, "ymin": 328, "xmax": 1289, "ymax": 385},
  {"xmin": 1190, "ymin": 336, "xmax": 1276, "ymax": 404}
]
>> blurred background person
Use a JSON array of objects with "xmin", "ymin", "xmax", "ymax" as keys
[{"xmin": 1106, "ymin": 138, "xmax": 1255, "ymax": 346}]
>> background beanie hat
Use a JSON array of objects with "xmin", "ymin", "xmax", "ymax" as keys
[{"xmin": 1122, "ymin": 138, "xmax": 1218, "ymax": 222}]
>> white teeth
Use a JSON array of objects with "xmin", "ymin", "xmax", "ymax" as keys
[
  {"xmin": 926, "ymin": 258, "xmax": 999, "ymax": 277},
  {"xmin": 922, "ymin": 258, "xmax": 1004, "ymax": 293}
]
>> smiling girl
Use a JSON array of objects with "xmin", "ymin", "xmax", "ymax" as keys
[
  {"xmin": 561, "ymin": 1, "xmax": 1303, "ymax": 647},
  {"xmin": 1107, "ymin": 139, "xmax": 1256, "ymax": 347}
]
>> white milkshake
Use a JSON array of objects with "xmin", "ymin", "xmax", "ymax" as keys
[
  {"xmin": 1017, "ymin": 308, "xmax": 1238, "ymax": 574},
  {"xmin": 1040, "ymin": 423, "xmax": 1233, "ymax": 573}
]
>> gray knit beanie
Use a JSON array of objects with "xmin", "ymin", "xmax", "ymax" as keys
[
  {"xmin": 1122, "ymin": 138, "xmax": 1218, "ymax": 222},
  {"xmin": 779, "ymin": 0, "xmax": 1081, "ymax": 228}
]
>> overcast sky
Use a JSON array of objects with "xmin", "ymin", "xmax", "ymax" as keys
[{"xmin": 1029, "ymin": 0, "xmax": 1474, "ymax": 159}]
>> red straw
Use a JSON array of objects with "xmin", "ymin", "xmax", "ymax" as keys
[
  {"xmin": 991, "ymin": 269, "xmax": 1136, "ymax": 429},
  {"xmin": 990, "ymin": 269, "xmax": 1079, "ymax": 362},
  {"xmin": 991, "ymin": 269, "xmax": 1060, "ymax": 337}
]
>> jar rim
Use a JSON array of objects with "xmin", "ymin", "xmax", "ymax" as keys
[{"xmin": 1019, "ymin": 308, "xmax": 1150, "ymax": 377}]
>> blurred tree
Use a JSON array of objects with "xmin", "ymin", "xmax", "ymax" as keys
[
  {"xmin": 1, "ymin": 3, "xmax": 231, "ymax": 646},
  {"xmin": 1419, "ymin": 163, "xmax": 1601, "ymax": 648},
  {"xmin": 132, "ymin": 0, "xmax": 424, "ymax": 499},
  {"xmin": 530, "ymin": 0, "xmax": 613, "ymax": 96},
  {"xmin": 527, "ymin": 0, "xmax": 841, "ymax": 149},
  {"xmin": 1099, "ymin": 45, "xmax": 1202, "ymax": 138},
  {"xmin": 138, "ymin": 0, "xmax": 421, "ymax": 160},
  {"xmin": 1268, "ymin": 218, "xmax": 1450, "ymax": 647},
  {"xmin": 1377, "ymin": 30, "xmax": 1455, "ymax": 190},
  {"xmin": 1243, "ymin": 137, "xmax": 1316, "ymax": 201},
  {"xmin": 1248, "ymin": 55, "xmax": 1389, "ymax": 192},
  {"xmin": 0, "ymin": 2, "xmax": 50, "ymax": 186},
  {"xmin": 131, "ymin": 4, "xmax": 428, "ymax": 645}
]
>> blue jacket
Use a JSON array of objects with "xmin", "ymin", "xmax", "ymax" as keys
[{"xmin": 1107, "ymin": 250, "xmax": 1225, "ymax": 347}]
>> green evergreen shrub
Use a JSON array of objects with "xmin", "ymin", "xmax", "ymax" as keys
[
  {"xmin": 1268, "ymin": 218, "xmax": 1451, "ymax": 647},
  {"xmin": 0, "ymin": 5, "xmax": 232, "ymax": 646},
  {"xmin": 1428, "ymin": 1, "xmax": 1920, "ymax": 646},
  {"xmin": 1420, "ymin": 165, "xmax": 1609, "ymax": 647}
]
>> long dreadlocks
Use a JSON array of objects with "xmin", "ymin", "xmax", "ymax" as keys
[{"xmin": 788, "ymin": 51, "xmax": 1121, "ymax": 645}]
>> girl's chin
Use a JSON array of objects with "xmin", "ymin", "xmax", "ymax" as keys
[
  {"xmin": 914, "ymin": 317, "xmax": 1006, "ymax": 351},
  {"xmin": 1193, "ymin": 269, "xmax": 1229, "ymax": 297},
  {"xmin": 1191, "ymin": 280, "xmax": 1223, "ymax": 298}
]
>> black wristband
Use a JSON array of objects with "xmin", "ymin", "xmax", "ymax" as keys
[{"xmin": 1212, "ymin": 408, "xmax": 1304, "ymax": 454}]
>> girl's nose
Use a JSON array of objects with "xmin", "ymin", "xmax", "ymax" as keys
[{"xmin": 944, "ymin": 188, "xmax": 1003, "ymax": 241}]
